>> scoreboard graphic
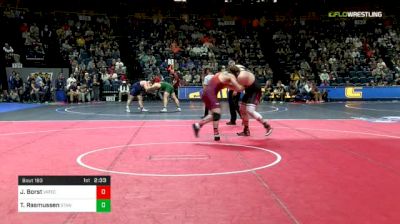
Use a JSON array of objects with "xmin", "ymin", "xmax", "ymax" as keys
[{"xmin": 18, "ymin": 176, "xmax": 111, "ymax": 213}]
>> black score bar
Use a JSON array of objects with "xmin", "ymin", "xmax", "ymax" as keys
[{"xmin": 18, "ymin": 176, "xmax": 110, "ymax": 185}]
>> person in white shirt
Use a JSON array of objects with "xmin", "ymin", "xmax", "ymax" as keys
[
  {"xmin": 319, "ymin": 69, "xmax": 330, "ymax": 82},
  {"xmin": 3, "ymin": 43, "xmax": 19, "ymax": 62},
  {"xmin": 377, "ymin": 58, "xmax": 387, "ymax": 70},
  {"xmin": 351, "ymin": 48, "xmax": 360, "ymax": 59},
  {"xmin": 66, "ymin": 74, "xmax": 77, "ymax": 89},
  {"xmin": 3, "ymin": 43, "xmax": 14, "ymax": 54},
  {"xmin": 115, "ymin": 58, "xmax": 124, "ymax": 69},
  {"xmin": 115, "ymin": 58, "xmax": 124, "ymax": 74},
  {"xmin": 118, "ymin": 81, "xmax": 130, "ymax": 102},
  {"xmin": 303, "ymin": 80, "xmax": 313, "ymax": 102}
]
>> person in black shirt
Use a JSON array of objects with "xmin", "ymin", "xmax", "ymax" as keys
[
  {"xmin": 56, "ymin": 74, "xmax": 66, "ymax": 91},
  {"xmin": 226, "ymin": 61, "xmax": 241, "ymax": 125}
]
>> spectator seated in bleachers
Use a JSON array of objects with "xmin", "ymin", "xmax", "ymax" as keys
[
  {"xmin": 272, "ymin": 81, "xmax": 285, "ymax": 103},
  {"xmin": 262, "ymin": 79, "xmax": 274, "ymax": 102},
  {"xmin": 67, "ymin": 81, "xmax": 80, "ymax": 103},
  {"xmin": 79, "ymin": 83, "xmax": 91, "ymax": 103},
  {"xmin": 128, "ymin": 18, "xmax": 272, "ymax": 86},
  {"xmin": 30, "ymin": 79, "xmax": 44, "ymax": 103}
]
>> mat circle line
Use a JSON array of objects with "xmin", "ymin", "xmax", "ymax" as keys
[
  {"xmin": 59, "ymin": 105, "xmax": 284, "ymax": 117},
  {"xmin": 345, "ymin": 104, "xmax": 400, "ymax": 112},
  {"xmin": 76, "ymin": 141, "xmax": 282, "ymax": 177}
]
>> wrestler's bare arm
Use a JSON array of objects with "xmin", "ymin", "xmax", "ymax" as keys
[{"xmin": 145, "ymin": 82, "xmax": 160, "ymax": 92}]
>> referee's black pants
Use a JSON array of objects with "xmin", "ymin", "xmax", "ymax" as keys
[{"xmin": 228, "ymin": 90, "xmax": 241, "ymax": 123}]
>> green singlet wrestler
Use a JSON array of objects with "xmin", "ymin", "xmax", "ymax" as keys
[{"xmin": 146, "ymin": 81, "xmax": 182, "ymax": 112}]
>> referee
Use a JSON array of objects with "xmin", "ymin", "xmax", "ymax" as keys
[{"xmin": 226, "ymin": 60, "xmax": 241, "ymax": 125}]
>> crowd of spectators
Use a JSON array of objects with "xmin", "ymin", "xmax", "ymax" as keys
[
  {"xmin": 1, "ymin": 8, "xmax": 128, "ymax": 103},
  {"xmin": 128, "ymin": 18, "xmax": 272, "ymax": 86},
  {"xmin": 4, "ymin": 71, "xmax": 53, "ymax": 103},
  {"xmin": 264, "ymin": 18, "xmax": 400, "ymax": 103}
]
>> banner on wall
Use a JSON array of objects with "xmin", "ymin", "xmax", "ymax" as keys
[
  {"xmin": 179, "ymin": 86, "xmax": 400, "ymax": 101},
  {"xmin": 178, "ymin": 86, "xmax": 229, "ymax": 100},
  {"xmin": 321, "ymin": 86, "xmax": 400, "ymax": 100}
]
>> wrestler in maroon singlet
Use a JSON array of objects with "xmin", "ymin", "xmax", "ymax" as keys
[{"xmin": 192, "ymin": 69, "xmax": 243, "ymax": 141}]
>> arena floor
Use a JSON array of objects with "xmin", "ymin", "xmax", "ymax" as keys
[{"xmin": 1, "ymin": 100, "xmax": 400, "ymax": 224}]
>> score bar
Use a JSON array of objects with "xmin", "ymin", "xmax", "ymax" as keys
[{"xmin": 18, "ymin": 176, "xmax": 111, "ymax": 212}]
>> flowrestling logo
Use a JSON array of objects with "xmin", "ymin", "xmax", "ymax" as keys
[{"xmin": 328, "ymin": 11, "xmax": 383, "ymax": 18}]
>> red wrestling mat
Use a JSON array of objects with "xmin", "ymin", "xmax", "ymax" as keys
[{"xmin": 1, "ymin": 119, "xmax": 400, "ymax": 224}]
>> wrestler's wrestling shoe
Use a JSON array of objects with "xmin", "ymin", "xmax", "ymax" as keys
[
  {"xmin": 213, "ymin": 129, "xmax": 220, "ymax": 141},
  {"xmin": 237, "ymin": 127, "xmax": 250, "ymax": 136},
  {"xmin": 192, "ymin": 123, "xmax": 200, "ymax": 137},
  {"xmin": 264, "ymin": 122, "xmax": 273, "ymax": 136}
]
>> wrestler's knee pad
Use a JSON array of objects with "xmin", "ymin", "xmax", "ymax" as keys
[
  {"xmin": 213, "ymin": 113, "xmax": 221, "ymax": 121},
  {"xmin": 246, "ymin": 104, "xmax": 256, "ymax": 114}
]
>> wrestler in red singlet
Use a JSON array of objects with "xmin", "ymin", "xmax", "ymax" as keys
[
  {"xmin": 192, "ymin": 69, "xmax": 243, "ymax": 141},
  {"xmin": 201, "ymin": 73, "xmax": 226, "ymax": 110}
]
